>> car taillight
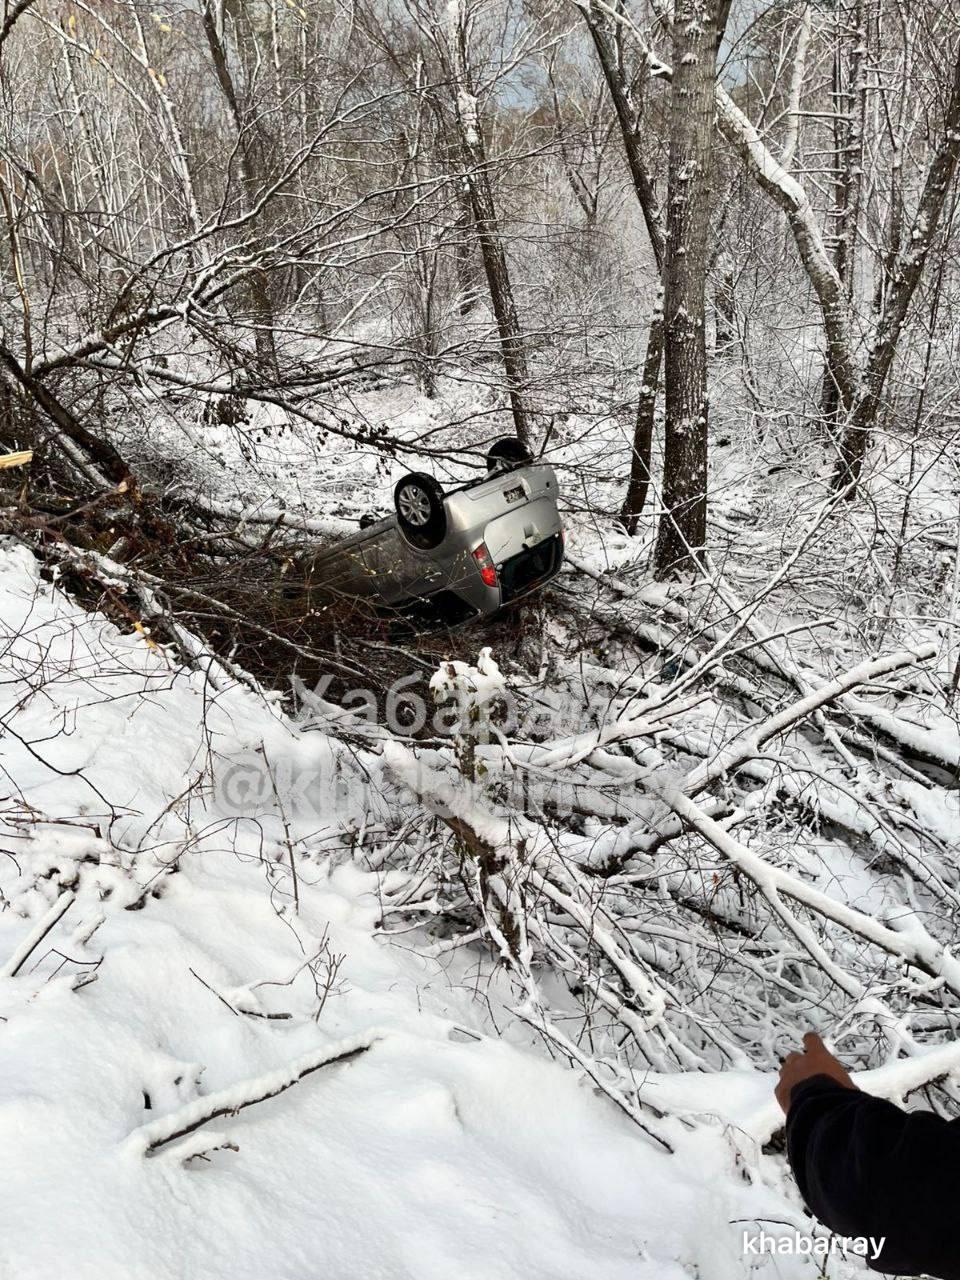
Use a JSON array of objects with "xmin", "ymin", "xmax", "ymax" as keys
[{"xmin": 472, "ymin": 542, "xmax": 498, "ymax": 587}]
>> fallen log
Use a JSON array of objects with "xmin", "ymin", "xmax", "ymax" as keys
[{"xmin": 126, "ymin": 1029, "xmax": 383, "ymax": 1157}]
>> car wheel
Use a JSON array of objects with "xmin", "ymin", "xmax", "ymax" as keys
[
  {"xmin": 394, "ymin": 472, "xmax": 447, "ymax": 549},
  {"xmin": 486, "ymin": 436, "xmax": 533, "ymax": 472}
]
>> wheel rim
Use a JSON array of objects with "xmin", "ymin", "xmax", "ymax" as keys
[{"xmin": 398, "ymin": 484, "xmax": 432, "ymax": 526}]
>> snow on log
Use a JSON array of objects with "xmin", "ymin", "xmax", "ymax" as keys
[
  {"xmin": 648, "ymin": 775, "xmax": 960, "ymax": 998},
  {"xmin": 189, "ymin": 494, "xmax": 356, "ymax": 541},
  {"xmin": 683, "ymin": 643, "xmax": 937, "ymax": 795},
  {"xmin": 126, "ymin": 1029, "xmax": 384, "ymax": 1157}
]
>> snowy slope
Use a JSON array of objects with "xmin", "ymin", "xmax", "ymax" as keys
[{"xmin": 0, "ymin": 543, "xmax": 871, "ymax": 1280}]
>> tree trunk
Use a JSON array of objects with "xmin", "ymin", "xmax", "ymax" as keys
[
  {"xmin": 446, "ymin": 2, "xmax": 531, "ymax": 446},
  {"xmin": 581, "ymin": 3, "xmax": 666, "ymax": 531},
  {"xmin": 0, "ymin": 342, "xmax": 133, "ymax": 488},
  {"xmin": 581, "ymin": 5, "xmax": 666, "ymax": 270},
  {"xmin": 201, "ymin": 0, "xmax": 278, "ymax": 374},
  {"xmin": 833, "ymin": 38, "xmax": 960, "ymax": 490},
  {"xmin": 620, "ymin": 294, "xmax": 663, "ymax": 534},
  {"xmin": 653, "ymin": 0, "xmax": 718, "ymax": 578},
  {"xmin": 716, "ymin": 89, "xmax": 860, "ymax": 421},
  {"xmin": 453, "ymin": 191, "xmax": 480, "ymax": 317},
  {"xmin": 701, "ymin": 12, "xmax": 959, "ymax": 496},
  {"xmin": 0, "ymin": 0, "xmax": 40, "ymax": 52},
  {"xmin": 820, "ymin": 0, "xmax": 865, "ymax": 432}
]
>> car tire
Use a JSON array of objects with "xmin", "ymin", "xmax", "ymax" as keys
[
  {"xmin": 486, "ymin": 436, "xmax": 532, "ymax": 472},
  {"xmin": 394, "ymin": 472, "xmax": 447, "ymax": 549}
]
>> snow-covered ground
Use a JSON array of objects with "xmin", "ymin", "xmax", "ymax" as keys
[
  {"xmin": 3, "ymin": 374, "xmax": 957, "ymax": 1280},
  {"xmin": 127, "ymin": 365, "xmax": 960, "ymax": 677},
  {"xmin": 0, "ymin": 540, "xmax": 888, "ymax": 1280}
]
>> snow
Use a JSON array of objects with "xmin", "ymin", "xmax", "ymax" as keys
[
  {"xmin": 428, "ymin": 646, "xmax": 506, "ymax": 721},
  {"xmin": 2, "ymin": 407, "xmax": 957, "ymax": 1276},
  {"xmin": 11, "ymin": 503, "xmax": 934, "ymax": 1280},
  {"xmin": 0, "ymin": 541, "xmax": 864, "ymax": 1280},
  {"xmin": 1, "ymin": 376, "xmax": 957, "ymax": 1278},
  {"xmin": 6, "ymin": 0, "xmax": 960, "ymax": 1266}
]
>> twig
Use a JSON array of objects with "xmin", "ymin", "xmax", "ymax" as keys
[
  {"xmin": 127, "ymin": 1029, "xmax": 383, "ymax": 1156},
  {"xmin": 0, "ymin": 890, "xmax": 75, "ymax": 979},
  {"xmin": 0, "ymin": 450, "xmax": 32, "ymax": 469},
  {"xmin": 189, "ymin": 966, "xmax": 239, "ymax": 1016}
]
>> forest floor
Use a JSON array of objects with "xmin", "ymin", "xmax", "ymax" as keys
[
  {"xmin": 1, "ymin": 372, "xmax": 958, "ymax": 1279},
  {"xmin": 0, "ymin": 541, "xmax": 867, "ymax": 1280}
]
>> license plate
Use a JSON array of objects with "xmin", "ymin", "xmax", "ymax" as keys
[{"xmin": 504, "ymin": 485, "xmax": 524, "ymax": 504}]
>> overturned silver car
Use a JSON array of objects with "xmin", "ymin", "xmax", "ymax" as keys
[{"xmin": 308, "ymin": 438, "xmax": 564, "ymax": 628}]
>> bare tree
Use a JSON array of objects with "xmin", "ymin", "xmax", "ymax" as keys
[
  {"xmin": 652, "ymin": 0, "xmax": 721, "ymax": 576},
  {"xmin": 200, "ymin": 0, "xmax": 280, "ymax": 373},
  {"xmin": 596, "ymin": 1, "xmax": 960, "ymax": 500},
  {"xmin": 446, "ymin": 0, "xmax": 533, "ymax": 445},
  {"xmin": 577, "ymin": 0, "xmax": 666, "ymax": 532}
]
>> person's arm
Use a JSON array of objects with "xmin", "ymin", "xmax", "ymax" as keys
[{"xmin": 779, "ymin": 1034, "xmax": 960, "ymax": 1280}]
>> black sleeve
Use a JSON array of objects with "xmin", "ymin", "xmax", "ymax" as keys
[{"xmin": 786, "ymin": 1074, "xmax": 960, "ymax": 1279}]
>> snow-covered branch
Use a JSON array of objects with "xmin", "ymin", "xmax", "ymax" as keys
[{"xmin": 127, "ymin": 1031, "xmax": 383, "ymax": 1157}]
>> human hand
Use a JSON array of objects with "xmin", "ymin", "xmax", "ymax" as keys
[{"xmin": 775, "ymin": 1031, "xmax": 856, "ymax": 1114}]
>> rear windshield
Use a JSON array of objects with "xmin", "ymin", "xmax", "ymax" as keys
[{"xmin": 499, "ymin": 534, "xmax": 563, "ymax": 603}]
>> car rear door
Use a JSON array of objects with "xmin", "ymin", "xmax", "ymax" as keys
[{"xmin": 482, "ymin": 496, "xmax": 562, "ymax": 565}]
